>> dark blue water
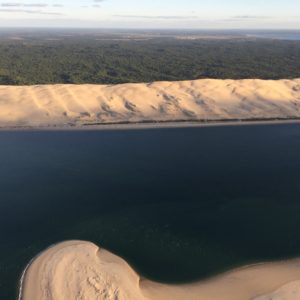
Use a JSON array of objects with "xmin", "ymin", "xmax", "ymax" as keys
[{"xmin": 1, "ymin": 124, "xmax": 300, "ymax": 299}]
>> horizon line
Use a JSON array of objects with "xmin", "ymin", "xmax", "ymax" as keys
[{"xmin": 0, "ymin": 27, "xmax": 300, "ymax": 31}]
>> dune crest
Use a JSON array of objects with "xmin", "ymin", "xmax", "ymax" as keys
[
  {"xmin": 20, "ymin": 241, "xmax": 300, "ymax": 300},
  {"xmin": 1, "ymin": 78, "xmax": 300, "ymax": 128}
]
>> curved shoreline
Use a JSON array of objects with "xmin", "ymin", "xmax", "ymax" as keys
[
  {"xmin": 18, "ymin": 242, "xmax": 60, "ymax": 300},
  {"xmin": 19, "ymin": 241, "xmax": 300, "ymax": 300}
]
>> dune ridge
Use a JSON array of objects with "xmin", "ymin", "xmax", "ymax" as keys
[
  {"xmin": 20, "ymin": 241, "xmax": 300, "ymax": 300},
  {"xmin": 1, "ymin": 78, "xmax": 300, "ymax": 128}
]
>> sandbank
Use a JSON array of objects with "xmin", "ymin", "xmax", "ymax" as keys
[{"xmin": 20, "ymin": 240, "xmax": 300, "ymax": 300}]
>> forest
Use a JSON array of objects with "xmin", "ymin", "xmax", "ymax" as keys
[{"xmin": 0, "ymin": 33, "xmax": 299, "ymax": 85}]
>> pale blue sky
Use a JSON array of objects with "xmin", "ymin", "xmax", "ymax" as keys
[{"xmin": 0, "ymin": 0, "xmax": 299, "ymax": 28}]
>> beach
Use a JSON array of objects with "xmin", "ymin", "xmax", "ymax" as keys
[
  {"xmin": 0, "ymin": 78, "xmax": 300, "ymax": 128},
  {"xmin": 20, "ymin": 241, "xmax": 300, "ymax": 300}
]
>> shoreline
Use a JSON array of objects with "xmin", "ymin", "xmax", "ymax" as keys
[
  {"xmin": 19, "ymin": 240, "xmax": 300, "ymax": 300},
  {"xmin": 2, "ymin": 117, "xmax": 300, "ymax": 132}
]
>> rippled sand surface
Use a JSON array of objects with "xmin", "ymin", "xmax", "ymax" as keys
[
  {"xmin": 20, "ymin": 241, "xmax": 300, "ymax": 300},
  {"xmin": 1, "ymin": 78, "xmax": 300, "ymax": 128}
]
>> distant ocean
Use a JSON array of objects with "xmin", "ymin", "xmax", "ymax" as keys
[
  {"xmin": 192, "ymin": 30, "xmax": 300, "ymax": 41},
  {"xmin": 243, "ymin": 30, "xmax": 300, "ymax": 40}
]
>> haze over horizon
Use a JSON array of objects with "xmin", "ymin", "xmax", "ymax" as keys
[{"xmin": 0, "ymin": 0, "xmax": 299, "ymax": 29}]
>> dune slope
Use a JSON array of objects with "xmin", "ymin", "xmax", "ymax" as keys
[
  {"xmin": 1, "ymin": 78, "xmax": 300, "ymax": 127},
  {"xmin": 20, "ymin": 241, "xmax": 300, "ymax": 300}
]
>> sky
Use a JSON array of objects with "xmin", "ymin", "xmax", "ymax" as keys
[{"xmin": 0, "ymin": 0, "xmax": 300, "ymax": 29}]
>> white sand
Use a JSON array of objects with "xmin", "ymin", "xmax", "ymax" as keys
[
  {"xmin": 20, "ymin": 241, "xmax": 300, "ymax": 300},
  {"xmin": 1, "ymin": 78, "xmax": 300, "ymax": 128}
]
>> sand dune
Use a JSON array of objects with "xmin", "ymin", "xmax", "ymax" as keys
[
  {"xmin": 1, "ymin": 78, "xmax": 300, "ymax": 128},
  {"xmin": 20, "ymin": 241, "xmax": 300, "ymax": 300}
]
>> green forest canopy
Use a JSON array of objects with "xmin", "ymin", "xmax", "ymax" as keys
[{"xmin": 0, "ymin": 34, "xmax": 299, "ymax": 85}]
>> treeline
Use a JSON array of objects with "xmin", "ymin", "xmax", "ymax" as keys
[{"xmin": 0, "ymin": 36, "xmax": 300, "ymax": 85}]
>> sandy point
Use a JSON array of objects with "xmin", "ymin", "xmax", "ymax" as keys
[{"xmin": 19, "ymin": 240, "xmax": 300, "ymax": 300}]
